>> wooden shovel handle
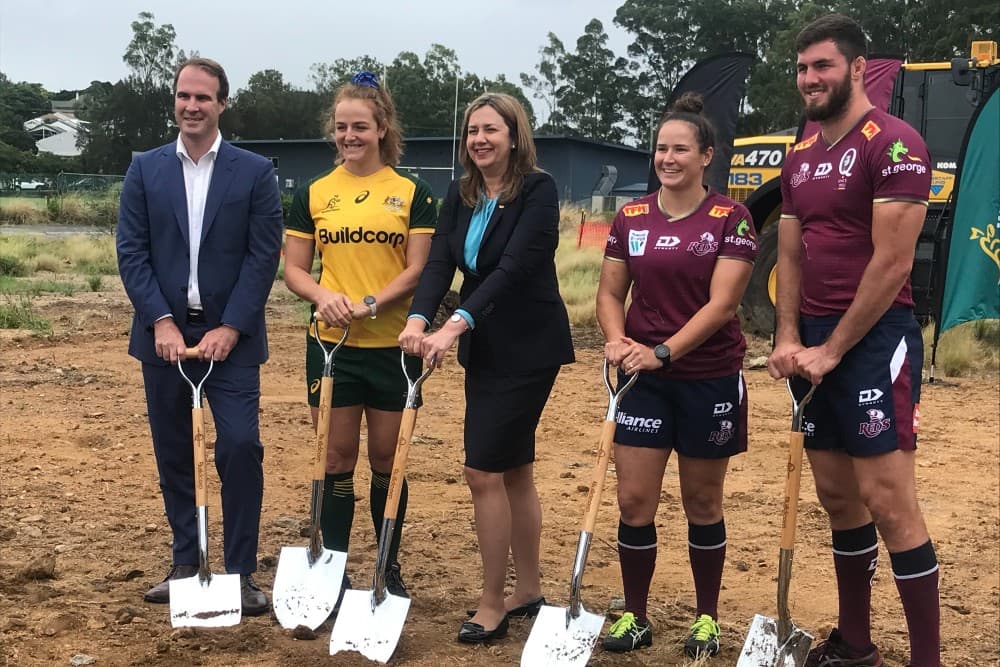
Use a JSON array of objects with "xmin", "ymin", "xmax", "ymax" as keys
[
  {"xmin": 780, "ymin": 430, "xmax": 806, "ymax": 550},
  {"xmin": 581, "ymin": 419, "xmax": 617, "ymax": 533},
  {"xmin": 184, "ymin": 347, "xmax": 200, "ymax": 359},
  {"xmin": 384, "ymin": 407, "xmax": 417, "ymax": 521},
  {"xmin": 312, "ymin": 376, "xmax": 333, "ymax": 481},
  {"xmin": 193, "ymin": 407, "xmax": 207, "ymax": 506}
]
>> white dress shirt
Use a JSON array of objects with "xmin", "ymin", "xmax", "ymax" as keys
[{"xmin": 176, "ymin": 132, "xmax": 223, "ymax": 310}]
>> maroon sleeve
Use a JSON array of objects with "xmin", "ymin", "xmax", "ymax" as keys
[
  {"xmin": 719, "ymin": 203, "xmax": 758, "ymax": 262},
  {"xmin": 867, "ymin": 122, "xmax": 931, "ymax": 202},
  {"xmin": 780, "ymin": 160, "xmax": 797, "ymax": 218},
  {"xmin": 604, "ymin": 209, "xmax": 627, "ymax": 261}
]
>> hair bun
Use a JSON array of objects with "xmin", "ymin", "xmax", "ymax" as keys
[{"xmin": 671, "ymin": 92, "xmax": 704, "ymax": 115}]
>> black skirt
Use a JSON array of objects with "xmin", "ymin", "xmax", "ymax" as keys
[{"xmin": 463, "ymin": 366, "xmax": 560, "ymax": 472}]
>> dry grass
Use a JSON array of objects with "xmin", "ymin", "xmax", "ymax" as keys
[
  {"xmin": 0, "ymin": 199, "xmax": 47, "ymax": 225},
  {"xmin": 0, "ymin": 235, "xmax": 117, "ymax": 276},
  {"xmin": 924, "ymin": 320, "xmax": 1000, "ymax": 378},
  {"xmin": 556, "ymin": 233, "xmax": 604, "ymax": 327}
]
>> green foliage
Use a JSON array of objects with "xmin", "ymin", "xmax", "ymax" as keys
[
  {"xmin": 87, "ymin": 274, "xmax": 102, "ymax": 291},
  {"xmin": 0, "ymin": 255, "xmax": 28, "ymax": 277},
  {"xmin": 223, "ymin": 70, "xmax": 326, "ymax": 140},
  {"xmin": 0, "ymin": 296, "xmax": 50, "ymax": 332},
  {"xmin": 0, "ymin": 276, "xmax": 77, "ymax": 296}
]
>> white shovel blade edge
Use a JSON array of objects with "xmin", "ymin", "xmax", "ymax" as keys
[
  {"xmin": 329, "ymin": 588, "xmax": 411, "ymax": 664},
  {"xmin": 521, "ymin": 604, "xmax": 605, "ymax": 667},
  {"xmin": 169, "ymin": 573, "xmax": 242, "ymax": 628},
  {"xmin": 272, "ymin": 545, "xmax": 347, "ymax": 630},
  {"xmin": 737, "ymin": 614, "xmax": 813, "ymax": 667}
]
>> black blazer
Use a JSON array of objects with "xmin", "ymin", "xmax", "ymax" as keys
[{"xmin": 410, "ymin": 172, "xmax": 574, "ymax": 373}]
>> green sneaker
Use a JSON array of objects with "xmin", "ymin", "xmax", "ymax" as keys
[
  {"xmin": 601, "ymin": 612, "xmax": 653, "ymax": 652},
  {"xmin": 684, "ymin": 613, "xmax": 720, "ymax": 658}
]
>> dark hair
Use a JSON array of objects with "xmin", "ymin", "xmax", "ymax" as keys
[
  {"xmin": 458, "ymin": 92, "xmax": 540, "ymax": 206},
  {"xmin": 655, "ymin": 92, "xmax": 715, "ymax": 153},
  {"xmin": 173, "ymin": 57, "xmax": 229, "ymax": 102},
  {"xmin": 323, "ymin": 74, "xmax": 404, "ymax": 166},
  {"xmin": 796, "ymin": 13, "xmax": 868, "ymax": 62}
]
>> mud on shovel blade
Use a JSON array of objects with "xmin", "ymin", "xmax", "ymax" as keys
[
  {"xmin": 273, "ymin": 323, "xmax": 349, "ymax": 630},
  {"xmin": 737, "ymin": 379, "xmax": 817, "ymax": 666},
  {"xmin": 521, "ymin": 360, "xmax": 638, "ymax": 667},
  {"xmin": 330, "ymin": 352, "xmax": 432, "ymax": 663},
  {"xmin": 170, "ymin": 351, "xmax": 242, "ymax": 628}
]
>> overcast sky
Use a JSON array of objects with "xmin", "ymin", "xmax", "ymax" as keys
[{"xmin": 1, "ymin": 0, "xmax": 631, "ymax": 97}]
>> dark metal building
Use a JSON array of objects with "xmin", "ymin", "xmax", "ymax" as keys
[{"xmin": 232, "ymin": 136, "xmax": 650, "ymax": 203}]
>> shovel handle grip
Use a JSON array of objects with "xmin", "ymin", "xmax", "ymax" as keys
[
  {"xmin": 384, "ymin": 407, "xmax": 417, "ymax": 521},
  {"xmin": 312, "ymin": 376, "xmax": 333, "ymax": 480},
  {"xmin": 581, "ymin": 419, "xmax": 617, "ymax": 533},
  {"xmin": 780, "ymin": 431, "xmax": 806, "ymax": 550},
  {"xmin": 193, "ymin": 407, "xmax": 208, "ymax": 506},
  {"xmin": 184, "ymin": 347, "xmax": 200, "ymax": 360}
]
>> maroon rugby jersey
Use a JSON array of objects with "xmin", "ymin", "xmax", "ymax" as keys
[
  {"xmin": 605, "ymin": 190, "xmax": 757, "ymax": 379},
  {"xmin": 780, "ymin": 108, "xmax": 930, "ymax": 316}
]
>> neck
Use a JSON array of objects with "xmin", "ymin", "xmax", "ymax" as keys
[
  {"xmin": 658, "ymin": 184, "xmax": 707, "ymax": 218},
  {"xmin": 820, "ymin": 93, "xmax": 874, "ymax": 145},
  {"xmin": 180, "ymin": 133, "xmax": 216, "ymax": 164},
  {"xmin": 342, "ymin": 158, "xmax": 384, "ymax": 178},
  {"xmin": 482, "ymin": 174, "xmax": 504, "ymax": 199}
]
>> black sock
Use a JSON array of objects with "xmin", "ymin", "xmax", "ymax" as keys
[
  {"xmin": 320, "ymin": 470, "xmax": 355, "ymax": 552},
  {"xmin": 370, "ymin": 471, "xmax": 407, "ymax": 566},
  {"xmin": 618, "ymin": 520, "xmax": 657, "ymax": 624},
  {"xmin": 688, "ymin": 519, "xmax": 726, "ymax": 620}
]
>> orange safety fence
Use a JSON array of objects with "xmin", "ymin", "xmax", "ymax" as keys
[{"xmin": 577, "ymin": 220, "xmax": 612, "ymax": 249}]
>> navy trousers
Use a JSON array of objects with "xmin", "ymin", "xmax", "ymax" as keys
[{"xmin": 141, "ymin": 326, "xmax": 263, "ymax": 574}]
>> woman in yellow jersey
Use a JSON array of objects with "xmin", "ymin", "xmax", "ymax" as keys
[{"xmin": 283, "ymin": 72, "xmax": 436, "ymax": 597}]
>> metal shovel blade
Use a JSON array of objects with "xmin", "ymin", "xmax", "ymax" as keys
[
  {"xmin": 521, "ymin": 604, "xmax": 605, "ymax": 667},
  {"xmin": 169, "ymin": 571, "xmax": 241, "ymax": 627},
  {"xmin": 329, "ymin": 588, "xmax": 411, "ymax": 664},
  {"xmin": 737, "ymin": 613, "xmax": 813, "ymax": 667},
  {"xmin": 272, "ymin": 545, "xmax": 347, "ymax": 630}
]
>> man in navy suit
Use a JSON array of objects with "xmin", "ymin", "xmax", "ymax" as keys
[{"xmin": 116, "ymin": 57, "xmax": 283, "ymax": 615}]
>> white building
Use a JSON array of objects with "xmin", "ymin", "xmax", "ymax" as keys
[{"xmin": 23, "ymin": 111, "xmax": 88, "ymax": 157}]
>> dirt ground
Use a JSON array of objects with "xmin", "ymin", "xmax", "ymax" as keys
[{"xmin": 1, "ymin": 281, "xmax": 997, "ymax": 667}]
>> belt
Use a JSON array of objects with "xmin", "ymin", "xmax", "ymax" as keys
[{"xmin": 186, "ymin": 308, "xmax": 206, "ymax": 324}]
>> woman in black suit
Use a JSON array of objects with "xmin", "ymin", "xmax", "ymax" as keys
[{"xmin": 399, "ymin": 92, "xmax": 574, "ymax": 643}]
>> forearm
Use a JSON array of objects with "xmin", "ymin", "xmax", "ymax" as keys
[
  {"xmin": 824, "ymin": 253, "xmax": 911, "ymax": 357},
  {"xmin": 283, "ymin": 263, "xmax": 329, "ymax": 304},
  {"xmin": 773, "ymin": 251, "xmax": 802, "ymax": 346},
  {"xmin": 596, "ymin": 291, "xmax": 627, "ymax": 342},
  {"xmin": 665, "ymin": 300, "xmax": 738, "ymax": 362}
]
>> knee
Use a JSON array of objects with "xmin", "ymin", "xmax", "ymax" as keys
[
  {"xmin": 617, "ymin": 487, "xmax": 654, "ymax": 525},
  {"xmin": 367, "ymin": 450, "xmax": 394, "ymax": 473},
  {"xmin": 860, "ymin": 484, "xmax": 917, "ymax": 536},
  {"xmin": 814, "ymin": 480, "xmax": 859, "ymax": 522},
  {"xmin": 465, "ymin": 467, "xmax": 502, "ymax": 495},
  {"xmin": 681, "ymin": 489, "xmax": 722, "ymax": 525}
]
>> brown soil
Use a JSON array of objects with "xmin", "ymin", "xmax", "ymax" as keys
[{"xmin": 1, "ymin": 282, "xmax": 997, "ymax": 667}]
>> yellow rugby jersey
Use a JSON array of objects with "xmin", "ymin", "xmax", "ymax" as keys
[{"xmin": 285, "ymin": 165, "xmax": 436, "ymax": 347}]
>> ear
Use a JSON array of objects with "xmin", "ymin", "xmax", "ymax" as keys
[
  {"xmin": 703, "ymin": 146, "xmax": 714, "ymax": 167},
  {"xmin": 853, "ymin": 56, "xmax": 867, "ymax": 81}
]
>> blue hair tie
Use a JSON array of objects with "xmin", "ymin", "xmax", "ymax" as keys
[{"xmin": 351, "ymin": 71, "xmax": 379, "ymax": 89}]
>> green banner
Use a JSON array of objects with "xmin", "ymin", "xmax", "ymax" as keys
[{"xmin": 940, "ymin": 86, "xmax": 1000, "ymax": 333}]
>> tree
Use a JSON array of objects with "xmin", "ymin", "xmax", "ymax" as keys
[
  {"xmin": 556, "ymin": 19, "xmax": 630, "ymax": 143},
  {"xmin": 311, "ymin": 56, "xmax": 385, "ymax": 98},
  {"xmin": 224, "ymin": 69, "xmax": 326, "ymax": 139},
  {"xmin": 520, "ymin": 33, "xmax": 569, "ymax": 133},
  {"xmin": 0, "ymin": 73, "xmax": 50, "ymax": 153}
]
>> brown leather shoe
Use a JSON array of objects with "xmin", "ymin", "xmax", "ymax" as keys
[
  {"xmin": 240, "ymin": 574, "xmax": 269, "ymax": 616},
  {"xmin": 143, "ymin": 564, "xmax": 198, "ymax": 603}
]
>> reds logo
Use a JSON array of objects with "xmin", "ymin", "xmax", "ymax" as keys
[
  {"xmin": 687, "ymin": 232, "xmax": 719, "ymax": 257},
  {"xmin": 859, "ymin": 409, "xmax": 891, "ymax": 438},
  {"xmin": 791, "ymin": 163, "xmax": 811, "ymax": 188},
  {"xmin": 709, "ymin": 420, "xmax": 734, "ymax": 445}
]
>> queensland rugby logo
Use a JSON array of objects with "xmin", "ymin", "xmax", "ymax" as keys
[
  {"xmin": 791, "ymin": 163, "xmax": 811, "ymax": 188},
  {"xmin": 687, "ymin": 232, "xmax": 718, "ymax": 257},
  {"xmin": 709, "ymin": 420, "xmax": 734, "ymax": 445},
  {"xmin": 859, "ymin": 409, "xmax": 891, "ymax": 438}
]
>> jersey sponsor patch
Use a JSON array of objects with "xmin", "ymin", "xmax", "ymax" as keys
[
  {"xmin": 861, "ymin": 120, "xmax": 881, "ymax": 140},
  {"xmin": 793, "ymin": 133, "xmax": 818, "ymax": 151},
  {"xmin": 318, "ymin": 226, "xmax": 406, "ymax": 248},
  {"xmin": 623, "ymin": 203, "xmax": 649, "ymax": 217},
  {"xmin": 708, "ymin": 204, "xmax": 734, "ymax": 218},
  {"xmin": 628, "ymin": 229, "xmax": 649, "ymax": 256}
]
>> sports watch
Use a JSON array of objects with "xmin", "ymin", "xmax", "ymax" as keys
[
  {"xmin": 653, "ymin": 343, "xmax": 671, "ymax": 369},
  {"xmin": 363, "ymin": 295, "xmax": 377, "ymax": 318}
]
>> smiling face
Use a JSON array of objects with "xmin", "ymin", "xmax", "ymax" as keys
[
  {"xmin": 333, "ymin": 98, "xmax": 385, "ymax": 174},
  {"xmin": 797, "ymin": 39, "xmax": 859, "ymax": 122},
  {"xmin": 653, "ymin": 119, "xmax": 711, "ymax": 192},
  {"xmin": 465, "ymin": 105, "xmax": 513, "ymax": 178},
  {"xmin": 174, "ymin": 65, "xmax": 226, "ymax": 147}
]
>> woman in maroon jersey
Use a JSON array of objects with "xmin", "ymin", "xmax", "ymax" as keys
[{"xmin": 596, "ymin": 92, "xmax": 758, "ymax": 658}]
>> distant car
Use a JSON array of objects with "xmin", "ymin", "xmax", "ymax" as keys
[{"xmin": 18, "ymin": 180, "xmax": 48, "ymax": 191}]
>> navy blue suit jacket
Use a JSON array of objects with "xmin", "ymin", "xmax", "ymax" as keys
[{"xmin": 117, "ymin": 139, "xmax": 283, "ymax": 366}]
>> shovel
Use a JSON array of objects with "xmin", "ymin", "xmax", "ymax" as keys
[
  {"xmin": 169, "ymin": 348, "xmax": 242, "ymax": 628},
  {"xmin": 737, "ymin": 378, "xmax": 817, "ymax": 666},
  {"xmin": 273, "ymin": 321, "xmax": 351, "ymax": 630},
  {"xmin": 521, "ymin": 359, "xmax": 639, "ymax": 667},
  {"xmin": 329, "ymin": 350, "xmax": 433, "ymax": 663}
]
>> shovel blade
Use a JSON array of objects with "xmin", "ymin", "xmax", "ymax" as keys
[
  {"xmin": 329, "ymin": 588, "xmax": 411, "ymax": 664},
  {"xmin": 272, "ymin": 545, "xmax": 347, "ymax": 630},
  {"xmin": 737, "ymin": 614, "xmax": 813, "ymax": 667},
  {"xmin": 520, "ymin": 604, "xmax": 605, "ymax": 667},
  {"xmin": 169, "ymin": 572, "xmax": 241, "ymax": 628}
]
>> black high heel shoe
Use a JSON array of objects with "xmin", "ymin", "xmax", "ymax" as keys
[
  {"xmin": 466, "ymin": 596, "xmax": 546, "ymax": 619},
  {"xmin": 457, "ymin": 614, "xmax": 510, "ymax": 643}
]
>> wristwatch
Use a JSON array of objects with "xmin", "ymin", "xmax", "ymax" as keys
[
  {"xmin": 363, "ymin": 295, "xmax": 377, "ymax": 319},
  {"xmin": 449, "ymin": 313, "xmax": 467, "ymax": 328},
  {"xmin": 653, "ymin": 343, "xmax": 671, "ymax": 370}
]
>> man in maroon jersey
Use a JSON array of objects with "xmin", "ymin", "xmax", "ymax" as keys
[{"xmin": 767, "ymin": 14, "xmax": 940, "ymax": 667}]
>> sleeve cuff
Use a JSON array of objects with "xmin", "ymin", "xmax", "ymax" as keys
[
  {"xmin": 407, "ymin": 314, "xmax": 431, "ymax": 326},
  {"xmin": 455, "ymin": 308, "xmax": 475, "ymax": 329}
]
